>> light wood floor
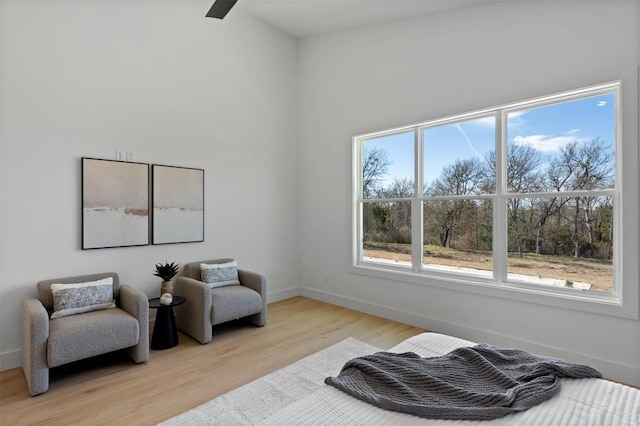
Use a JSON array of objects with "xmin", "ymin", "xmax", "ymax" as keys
[{"xmin": 0, "ymin": 297, "xmax": 424, "ymax": 425}]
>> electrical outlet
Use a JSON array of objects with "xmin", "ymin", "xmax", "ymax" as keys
[
  {"xmin": 126, "ymin": 151, "xmax": 135, "ymax": 162},
  {"xmin": 115, "ymin": 149, "xmax": 124, "ymax": 161}
]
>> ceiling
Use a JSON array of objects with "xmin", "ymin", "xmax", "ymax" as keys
[{"xmin": 236, "ymin": 0, "xmax": 498, "ymax": 39}]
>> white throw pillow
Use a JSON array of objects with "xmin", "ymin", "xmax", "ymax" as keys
[
  {"xmin": 200, "ymin": 261, "xmax": 241, "ymax": 288},
  {"xmin": 50, "ymin": 277, "xmax": 116, "ymax": 319}
]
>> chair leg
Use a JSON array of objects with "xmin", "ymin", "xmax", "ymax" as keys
[
  {"xmin": 127, "ymin": 319, "xmax": 149, "ymax": 363},
  {"xmin": 245, "ymin": 311, "xmax": 266, "ymax": 327},
  {"xmin": 23, "ymin": 299, "xmax": 50, "ymax": 396},
  {"xmin": 23, "ymin": 363, "xmax": 49, "ymax": 396}
]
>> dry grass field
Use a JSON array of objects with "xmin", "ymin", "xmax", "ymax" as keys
[{"xmin": 365, "ymin": 244, "xmax": 612, "ymax": 292}]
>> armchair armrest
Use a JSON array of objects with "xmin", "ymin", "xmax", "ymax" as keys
[
  {"xmin": 238, "ymin": 269, "xmax": 266, "ymax": 296},
  {"xmin": 238, "ymin": 269, "xmax": 267, "ymax": 326},
  {"xmin": 174, "ymin": 276, "xmax": 212, "ymax": 344},
  {"xmin": 22, "ymin": 298, "xmax": 50, "ymax": 396},
  {"xmin": 118, "ymin": 284, "xmax": 149, "ymax": 363}
]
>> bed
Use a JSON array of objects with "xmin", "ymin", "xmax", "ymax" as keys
[{"xmin": 259, "ymin": 333, "xmax": 640, "ymax": 425}]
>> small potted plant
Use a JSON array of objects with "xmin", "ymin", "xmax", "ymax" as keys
[{"xmin": 154, "ymin": 261, "xmax": 180, "ymax": 295}]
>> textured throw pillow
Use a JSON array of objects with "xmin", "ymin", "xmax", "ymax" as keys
[
  {"xmin": 50, "ymin": 277, "xmax": 116, "ymax": 319},
  {"xmin": 201, "ymin": 261, "xmax": 241, "ymax": 288}
]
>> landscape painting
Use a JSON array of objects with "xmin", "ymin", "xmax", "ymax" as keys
[
  {"xmin": 82, "ymin": 158, "xmax": 149, "ymax": 249},
  {"xmin": 152, "ymin": 165, "xmax": 204, "ymax": 245}
]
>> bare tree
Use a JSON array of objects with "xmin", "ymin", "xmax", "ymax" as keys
[
  {"xmin": 379, "ymin": 178, "xmax": 414, "ymax": 244},
  {"xmin": 382, "ymin": 177, "xmax": 415, "ymax": 198},
  {"xmin": 425, "ymin": 158, "xmax": 487, "ymax": 247},
  {"xmin": 428, "ymin": 158, "xmax": 487, "ymax": 197},
  {"xmin": 532, "ymin": 197, "xmax": 565, "ymax": 254},
  {"xmin": 569, "ymin": 138, "xmax": 614, "ymax": 190},
  {"xmin": 486, "ymin": 143, "xmax": 544, "ymax": 257},
  {"xmin": 555, "ymin": 138, "xmax": 614, "ymax": 257},
  {"xmin": 531, "ymin": 152, "xmax": 576, "ymax": 254},
  {"xmin": 362, "ymin": 146, "xmax": 392, "ymax": 198}
]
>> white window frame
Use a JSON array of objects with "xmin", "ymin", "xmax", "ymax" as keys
[{"xmin": 352, "ymin": 82, "xmax": 635, "ymax": 319}]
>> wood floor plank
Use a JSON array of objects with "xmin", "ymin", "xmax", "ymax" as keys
[{"xmin": 0, "ymin": 297, "xmax": 424, "ymax": 425}]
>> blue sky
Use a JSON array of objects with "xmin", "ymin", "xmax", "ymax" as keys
[{"xmin": 363, "ymin": 92, "xmax": 615, "ymax": 191}]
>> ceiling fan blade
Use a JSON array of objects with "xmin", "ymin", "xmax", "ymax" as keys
[{"xmin": 206, "ymin": 0, "xmax": 238, "ymax": 19}]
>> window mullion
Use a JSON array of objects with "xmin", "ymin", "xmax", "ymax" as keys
[
  {"xmin": 353, "ymin": 137, "xmax": 363, "ymax": 266},
  {"xmin": 494, "ymin": 111, "xmax": 507, "ymax": 283},
  {"xmin": 412, "ymin": 128, "xmax": 424, "ymax": 272}
]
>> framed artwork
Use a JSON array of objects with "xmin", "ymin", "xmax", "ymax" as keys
[
  {"xmin": 152, "ymin": 165, "xmax": 204, "ymax": 245},
  {"xmin": 82, "ymin": 158, "xmax": 150, "ymax": 249}
]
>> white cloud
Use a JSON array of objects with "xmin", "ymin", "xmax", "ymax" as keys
[
  {"xmin": 512, "ymin": 134, "xmax": 582, "ymax": 152},
  {"xmin": 567, "ymin": 128, "xmax": 580, "ymax": 134},
  {"xmin": 507, "ymin": 110, "xmax": 528, "ymax": 120},
  {"xmin": 473, "ymin": 110, "xmax": 528, "ymax": 128},
  {"xmin": 597, "ymin": 101, "xmax": 607, "ymax": 107},
  {"xmin": 474, "ymin": 116, "xmax": 496, "ymax": 127},
  {"xmin": 506, "ymin": 110, "xmax": 528, "ymax": 130}
]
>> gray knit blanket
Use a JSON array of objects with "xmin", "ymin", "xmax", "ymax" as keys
[{"xmin": 325, "ymin": 344, "xmax": 602, "ymax": 420}]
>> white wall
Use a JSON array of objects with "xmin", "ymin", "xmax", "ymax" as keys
[
  {"xmin": 298, "ymin": 2, "xmax": 640, "ymax": 385},
  {"xmin": 0, "ymin": 2, "xmax": 300, "ymax": 368}
]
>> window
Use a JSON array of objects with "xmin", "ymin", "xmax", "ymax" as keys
[
  {"xmin": 361, "ymin": 131, "xmax": 414, "ymax": 266},
  {"xmin": 354, "ymin": 83, "xmax": 619, "ymax": 303}
]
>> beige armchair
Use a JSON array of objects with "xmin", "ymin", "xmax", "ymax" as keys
[
  {"xmin": 174, "ymin": 259, "xmax": 266, "ymax": 344},
  {"xmin": 22, "ymin": 272, "xmax": 148, "ymax": 396}
]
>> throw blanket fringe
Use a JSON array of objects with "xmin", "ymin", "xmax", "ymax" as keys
[{"xmin": 325, "ymin": 344, "xmax": 602, "ymax": 420}]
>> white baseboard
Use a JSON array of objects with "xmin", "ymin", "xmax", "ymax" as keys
[
  {"xmin": 1, "ymin": 349, "xmax": 22, "ymax": 371},
  {"xmin": 267, "ymin": 286, "xmax": 301, "ymax": 304},
  {"xmin": 299, "ymin": 286, "xmax": 640, "ymax": 387}
]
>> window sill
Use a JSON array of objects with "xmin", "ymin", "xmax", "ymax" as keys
[{"xmin": 351, "ymin": 262, "xmax": 638, "ymax": 320}]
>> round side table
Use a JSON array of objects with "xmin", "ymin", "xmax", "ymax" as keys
[{"xmin": 148, "ymin": 296, "xmax": 186, "ymax": 350}]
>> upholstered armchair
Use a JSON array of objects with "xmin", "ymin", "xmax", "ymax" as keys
[
  {"xmin": 22, "ymin": 272, "xmax": 148, "ymax": 396},
  {"xmin": 174, "ymin": 259, "xmax": 266, "ymax": 344}
]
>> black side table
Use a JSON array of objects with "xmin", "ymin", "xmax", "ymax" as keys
[{"xmin": 149, "ymin": 296, "xmax": 186, "ymax": 350}]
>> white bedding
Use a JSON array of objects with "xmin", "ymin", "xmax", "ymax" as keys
[{"xmin": 260, "ymin": 333, "xmax": 640, "ymax": 425}]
